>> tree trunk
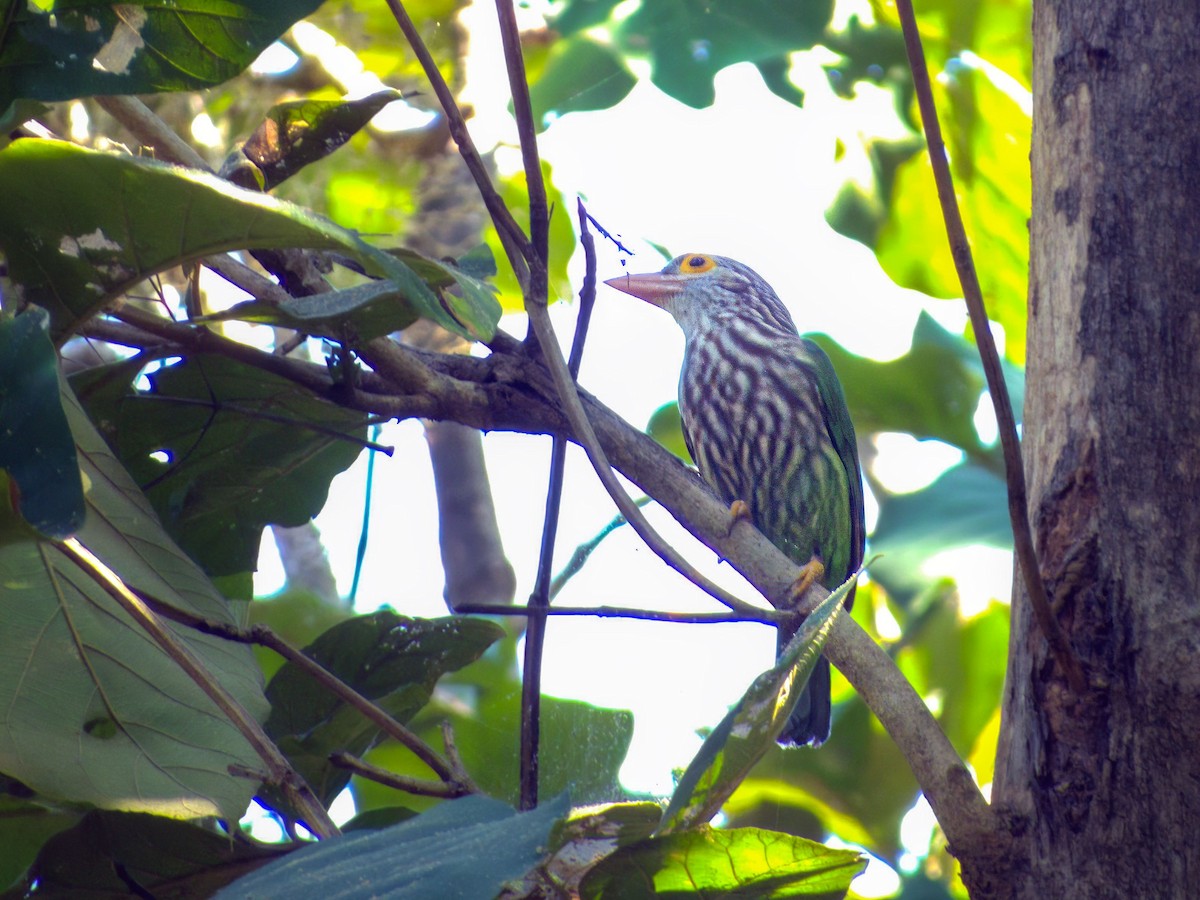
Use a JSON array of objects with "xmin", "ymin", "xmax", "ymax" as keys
[{"xmin": 993, "ymin": 2, "xmax": 1200, "ymax": 897}]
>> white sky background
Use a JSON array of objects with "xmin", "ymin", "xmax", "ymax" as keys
[{"xmin": 253, "ymin": 0, "xmax": 1015, "ymax": 822}]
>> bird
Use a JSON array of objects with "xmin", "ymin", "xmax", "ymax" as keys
[{"xmin": 605, "ymin": 253, "xmax": 865, "ymax": 746}]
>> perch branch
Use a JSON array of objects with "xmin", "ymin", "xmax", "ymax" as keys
[
  {"xmin": 894, "ymin": 0, "xmax": 1085, "ymax": 693},
  {"xmin": 83, "ymin": 306, "xmax": 1000, "ymax": 855}
]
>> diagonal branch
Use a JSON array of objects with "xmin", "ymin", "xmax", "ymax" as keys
[
  {"xmin": 382, "ymin": 0, "xmax": 532, "ymax": 290},
  {"xmin": 524, "ymin": 275, "xmax": 765, "ymax": 618},
  {"xmin": 894, "ymin": 0, "xmax": 1085, "ymax": 693},
  {"xmin": 58, "ymin": 538, "xmax": 339, "ymax": 838},
  {"xmin": 494, "ymin": 0, "xmax": 549, "ymax": 285},
  {"xmin": 143, "ymin": 594, "xmax": 474, "ymax": 793}
]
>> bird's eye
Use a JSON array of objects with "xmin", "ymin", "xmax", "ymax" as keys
[{"xmin": 679, "ymin": 254, "xmax": 716, "ymax": 274}]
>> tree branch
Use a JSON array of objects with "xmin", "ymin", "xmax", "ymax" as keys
[
  {"xmin": 84, "ymin": 302, "xmax": 999, "ymax": 855},
  {"xmin": 894, "ymin": 0, "xmax": 1085, "ymax": 694}
]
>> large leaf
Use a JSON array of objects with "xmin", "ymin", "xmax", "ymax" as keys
[
  {"xmin": 73, "ymin": 353, "xmax": 369, "ymax": 577},
  {"xmin": 224, "ymin": 91, "xmax": 404, "ymax": 192},
  {"xmin": 870, "ymin": 0, "xmax": 1032, "ymax": 88},
  {"xmin": 264, "ymin": 612, "xmax": 505, "ymax": 806},
  {"xmin": 659, "ymin": 573, "xmax": 856, "ymax": 835},
  {"xmin": 0, "ymin": 308, "xmax": 83, "ymax": 540},
  {"xmin": 0, "ymin": 388, "xmax": 268, "ymax": 820},
  {"xmin": 215, "ymin": 794, "xmax": 569, "ymax": 900},
  {"xmin": 580, "ymin": 826, "xmax": 865, "ymax": 899},
  {"xmin": 0, "ymin": 0, "xmax": 324, "ymax": 114},
  {"xmin": 527, "ymin": 37, "xmax": 636, "ymax": 128},
  {"xmin": 614, "ymin": 0, "xmax": 835, "ymax": 108},
  {"xmin": 726, "ymin": 584, "xmax": 1005, "ymax": 859},
  {"xmin": 870, "ymin": 462, "xmax": 1011, "ymax": 604},
  {"xmin": 873, "ymin": 64, "xmax": 1031, "ymax": 362},
  {"xmin": 812, "ymin": 312, "xmax": 1022, "ymax": 468},
  {"xmin": 484, "ymin": 160, "xmax": 576, "ymax": 311},
  {"xmin": 8, "ymin": 811, "xmax": 286, "ymax": 899},
  {"xmin": 0, "ymin": 797, "xmax": 78, "ymax": 892},
  {"xmin": 0, "ymin": 140, "xmax": 499, "ymax": 342}
]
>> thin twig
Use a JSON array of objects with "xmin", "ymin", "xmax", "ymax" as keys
[
  {"xmin": 456, "ymin": 603, "xmax": 784, "ymax": 626},
  {"xmin": 58, "ymin": 538, "xmax": 339, "ymax": 838},
  {"xmin": 96, "ymin": 94, "xmax": 212, "ymax": 171},
  {"xmin": 329, "ymin": 752, "xmax": 472, "ymax": 799},
  {"xmin": 517, "ymin": 201, "xmax": 600, "ymax": 811},
  {"xmin": 495, "ymin": 0, "xmax": 549, "ymax": 279},
  {"xmin": 549, "ymin": 497, "xmax": 651, "ymax": 600},
  {"xmin": 141, "ymin": 594, "xmax": 470, "ymax": 788},
  {"xmin": 203, "ymin": 253, "xmax": 295, "ymax": 306},
  {"xmin": 894, "ymin": 0, "xmax": 1085, "ymax": 693},
  {"xmin": 127, "ymin": 394, "xmax": 394, "ymax": 455}
]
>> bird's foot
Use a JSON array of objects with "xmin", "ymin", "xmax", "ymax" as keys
[
  {"xmin": 786, "ymin": 556, "xmax": 826, "ymax": 609},
  {"xmin": 725, "ymin": 499, "xmax": 752, "ymax": 536}
]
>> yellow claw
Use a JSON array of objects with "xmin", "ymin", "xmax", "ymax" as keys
[
  {"xmin": 726, "ymin": 499, "xmax": 752, "ymax": 536},
  {"xmin": 787, "ymin": 556, "xmax": 826, "ymax": 608}
]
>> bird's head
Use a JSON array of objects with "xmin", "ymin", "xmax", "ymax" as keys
[{"xmin": 604, "ymin": 253, "xmax": 798, "ymax": 336}]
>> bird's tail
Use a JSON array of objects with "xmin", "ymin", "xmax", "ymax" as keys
[{"xmin": 776, "ymin": 628, "xmax": 832, "ymax": 747}]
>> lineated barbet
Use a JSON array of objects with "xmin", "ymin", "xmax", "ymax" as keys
[{"xmin": 605, "ymin": 253, "xmax": 865, "ymax": 746}]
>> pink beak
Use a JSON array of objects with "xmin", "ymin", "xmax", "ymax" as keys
[{"xmin": 603, "ymin": 271, "xmax": 686, "ymax": 308}]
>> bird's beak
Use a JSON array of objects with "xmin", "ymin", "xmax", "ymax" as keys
[{"xmin": 603, "ymin": 271, "xmax": 684, "ymax": 308}]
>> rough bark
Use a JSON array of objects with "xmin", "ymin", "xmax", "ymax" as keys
[{"xmin": 993, "ymin": 3, "xmax": 1200, "ymax": 897}]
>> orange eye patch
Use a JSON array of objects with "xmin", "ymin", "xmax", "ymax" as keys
[{"xmin": 678, "ymin": 254, "xmax": 716, "ymax": 274}]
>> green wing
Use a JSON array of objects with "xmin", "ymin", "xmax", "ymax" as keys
[{"xmin": 802, "ymin": 337, "xmax": 866, "ymax": 589}]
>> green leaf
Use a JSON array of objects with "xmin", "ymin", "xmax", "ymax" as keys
[
  {"xmin": 528, "ymin": 37, "xmax": 636, "ymax": 128},
  {"xmin": 0, "ymin": 797, "xmax": 78, "ymax": 892},
  {"xmin": 616, "ymin": 0, "xmax": 834, "ymax": 108},
  {"xmin": 225, "ymin": 91, "xmax": 404, "ymax": 192},
  {"xmin": 72, "ymin": 353, "xmax": 369, "ymax": 577},
  {"xmin": 0, "ymin": 388, "xmax": 268, "ymax": 821},
  {"xmin": 215, "ymin": 794, "xmax": 570, "ymax": 900},
  {"xmin": 873, "ymin": 63, "xmax": 1031, "ymax": 363},
  {"xmin": 811, "ymin": 313, "xmax": 1019, "ymax": 468},
  {"xmin": 659, "ymin": 572, "xmax": 858, "ymax": 835},
  {"xmin": 201, "ymin": 281, "xmax": 420, "ymax": 343},
  {"xmin": 896, "ymin": 600, "xmax": 1009, "ymax": 757},
  {"xmin": 0, "ymin": 1, "xmax": 325, "ymax": 113},
  {"xmin": 549, "ymin": 0, "xmax": 624, "ymax": 36},
  {"xmin": 0, "ymin": 140, "xmax": 497, "ymax": 342},
  {"xmin": 352, "ymin": 637, "xmax": 633, "ymax": 813},
  {"xmin": 484, "ymin": 160, "xmax": 576, "ymax": 311},
  {"xmin": 870, "ymin": 462, "xmax": 1011, "ymax": 604},
  {"xmin": 645, "ymin": 401, "xmax": 693, "ymax": 464},
  {"xmin": 13, "ymin": 811, "xmax": 285, "ymax": 898},
  {"xmin": 870, "ymin": 0, "xmax": 1032, "ymax": 89},
  {"xmin": 580, "ymin": 826, "xmax": 865, "ymax": 899},
  {"xmin": 0, "ymin": 308, "xmax": 83, "ymax": 540},
  {"xmin": 264, "ymin": 612, "xmax": 505, "ymax": 806}
]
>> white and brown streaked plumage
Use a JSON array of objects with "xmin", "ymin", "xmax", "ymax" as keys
[{"xmin": 606, "ymin": 253, "xmax": 865, "ymax": 746}]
